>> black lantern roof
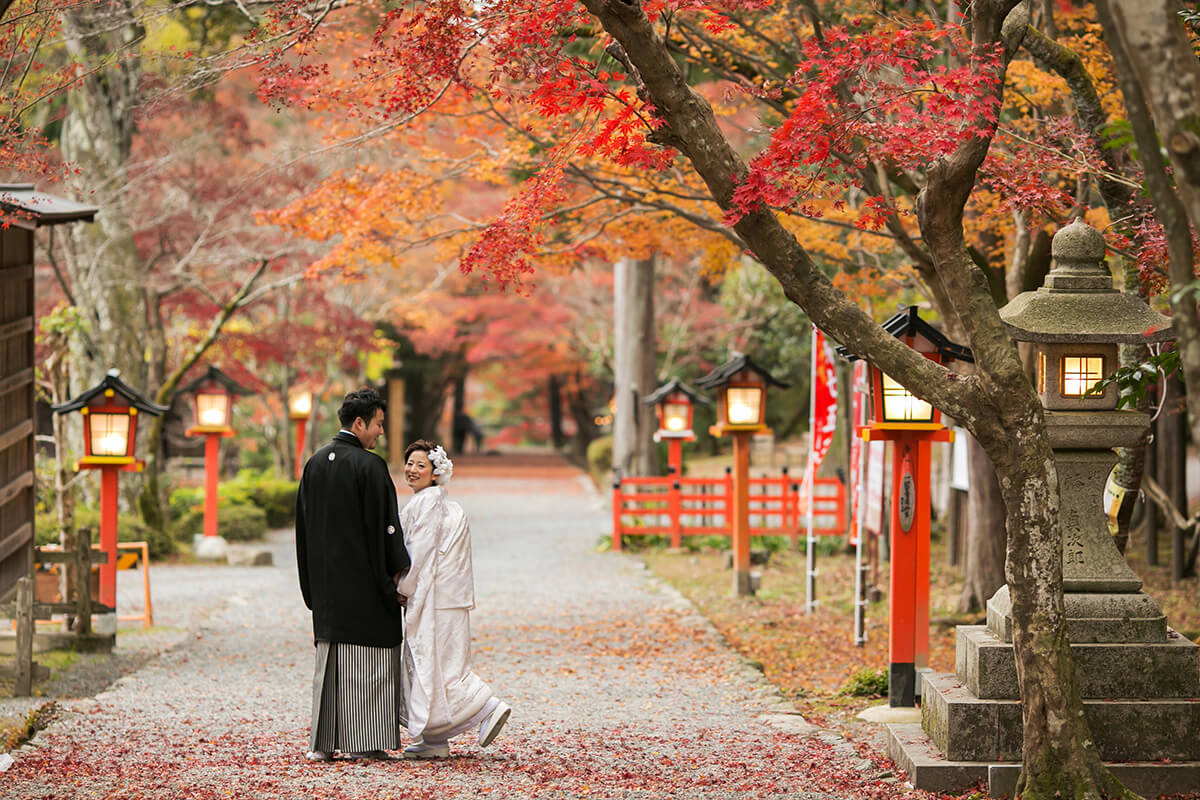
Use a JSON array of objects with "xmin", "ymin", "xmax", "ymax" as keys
[
  {"xmin": 696, "ymin": 353, "xmax": 791, "ymax": 390},
  {"xmin": 52, "ymin": 369, "xmax": 168, "ymax": 416},
  {"xmin": 642, "ymin": 378, "xmax": 712, "ymax": 406},
  {"xmin": 179, "ymin": 365, "xmax": 255, "ymax": 397},
  {"xmin": 0, "ymin": 183, "xmax": 98, "ymax": 226},
  {"xmin": 836, "ymin": 306, "xmax": 974, "ymax": 364}
]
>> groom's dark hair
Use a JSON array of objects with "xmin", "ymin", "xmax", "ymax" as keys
[{"xmin": 338, "ymin": 387, "xmax": 386, "ymax": 427}]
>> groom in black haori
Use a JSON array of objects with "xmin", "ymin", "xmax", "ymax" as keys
[{"xmin": 296, "ymin": 387, "xmax": 411, "ymax": 760}]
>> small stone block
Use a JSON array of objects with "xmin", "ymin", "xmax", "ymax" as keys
[{"xmin": 226, "ymin": 546, "xmax": 274, "ymax": 567}]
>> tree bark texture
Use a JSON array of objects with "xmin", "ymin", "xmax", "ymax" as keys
[
  {"xmin": 582, "ymin": 1, "xmax": 1129, "ymax": 795},
  {"xmin": 634, "ymin": 257, "xmax": 658, "ymax": 477},
  {"xmin": 612, "ymin": 256, "xmax": 657, "ymax": 477},
  {"xmin": 58, "ymin": 2, "xmax": 149, "ymax": 391}
]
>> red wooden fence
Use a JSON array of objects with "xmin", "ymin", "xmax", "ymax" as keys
[{"xmin": 611, "ymin": 468, "xmax": 846, "ymax": 550}]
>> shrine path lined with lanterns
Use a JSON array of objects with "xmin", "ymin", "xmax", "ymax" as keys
[{"xmin": 4, "ymin": 453, "xmax": 901, "ymax": 800}]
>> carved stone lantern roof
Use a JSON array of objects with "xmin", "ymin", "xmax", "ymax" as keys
[{"xmin": 999, "ymin": 219, "xmax": 1174, "ymax": 344}]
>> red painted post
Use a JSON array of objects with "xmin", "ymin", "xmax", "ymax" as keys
[
  {"xmin": 732, "ymin": 431, "xmax": 753, "ymax": 595},
  {"xmin": 294, "ymin": 418, "xmax": 307, "ymax": 481},
  {"xmin": 723, "ymin": 466, "xmax": 733, "ymax": 533},
  {"xmin": 667, "ymin": 438, "xmax": 683, "ymax": 477},
  {"xmin": 669, "ymin": 480, "xmax": 682, "ymax": 549},
  {"xmin": 889, "ymin": 438, "xmax": 918, "ymax": 707},
  {"xmin": 914, "ymin": 439, "xmax": 932, "ymax": 673},
  {"xmin": 790, "ymin": 481, "xmax": 801, "ymax": 549},
  {"xmin": 780, "ymin": 466, "xmax": 790, "ymax": 531},
  {"xmin": 98, "ymin": 466, "xmax": 119, "ymax": 608},
  {"xmin": 611, "ymin": 479, "xmax": 623, "ymax": 551},
  {"xmin": 203, "ymin": 433, "xmax": 220, "ymax": 539}
]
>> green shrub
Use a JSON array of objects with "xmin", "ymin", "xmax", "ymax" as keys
[
  {"xmin": 586, "ymin": 435, "xmax": 613, "ymax": 486},
  {"xmin": 168, "ymin": 477, "xmax": 297, "ymax": 529},
  {"xmin": 237, "ymin": 478, "xmax": 297, "ymax": 528},
  {"xmin": 36, "ymin": 508, "xmax": 175, "ymax": 560},
  {"xmin": 171, "ymin": 502, "xmax": 267, "ymax": 543},
  {"xmin": 839, "ymin": 667, "xmax": 889, "ymax": 697}
]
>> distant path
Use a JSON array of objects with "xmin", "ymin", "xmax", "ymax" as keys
[{"xmin": 7, "ymin": 453, "xmax": 893, "ymax": 799}]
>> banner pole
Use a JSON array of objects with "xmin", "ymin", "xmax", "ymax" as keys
[{"xmin": 805, "ymin": 324, "xmax": 818, "ymax": 614}]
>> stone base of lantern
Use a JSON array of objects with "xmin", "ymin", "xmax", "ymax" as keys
[
  {"xmin": 193, "ymin": 534, "xmax": 229, "ymax": 561},
  {"xmin": 884, "ymin": 610, "xmax": 1200, "ymax": 796}
]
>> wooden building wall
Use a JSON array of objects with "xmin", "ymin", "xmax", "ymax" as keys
[{"xmin": 0, "ymin": 225, "xmax": 35, "ymax": 599}]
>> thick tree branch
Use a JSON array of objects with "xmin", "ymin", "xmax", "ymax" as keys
[{"xmin": 581, "ymin": 0, "xmax": 974, "ymax": 425}]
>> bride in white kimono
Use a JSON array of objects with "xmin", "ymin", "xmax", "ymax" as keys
[{"xmin": 396, "ymin": 440, "xmax": 511, "ymax": 759}]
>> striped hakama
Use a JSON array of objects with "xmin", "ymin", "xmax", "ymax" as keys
[{"xmin": 310, "ymin": 641, "xmax": 406, "ymax": 753}]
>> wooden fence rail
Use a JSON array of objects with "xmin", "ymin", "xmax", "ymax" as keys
[{"xmin": 611, "ymin": 468, "xmax": 846, "ymax": 550}]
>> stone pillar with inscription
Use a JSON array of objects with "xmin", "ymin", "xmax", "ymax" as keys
[{"xmin": 885, "ymin": 220, "xmax": 1200, "ymax": 796}]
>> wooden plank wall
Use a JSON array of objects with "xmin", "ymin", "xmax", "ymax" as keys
[{"xmin": 0, "ymin": 225, "xmax": 35, "ymax": 600}]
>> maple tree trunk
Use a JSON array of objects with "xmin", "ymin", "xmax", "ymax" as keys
[{"xmin": 612, "ymin": 256, "xmax": 657, "ymax": 477}]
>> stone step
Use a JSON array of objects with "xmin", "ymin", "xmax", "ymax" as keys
[
  {"xmin": 887, "ymin": 723, "xmax": 1200, "ymax": 797},
  {"xmin": 923, "ymin": 672, "xmax": 1200, "ymax": 762},
  {"xmin": 987, "ymin": 585, "xmax": 1168, "ymax": 644},
  {"xmin": 956, "ymin": 625, "xmax": 1200, "ymax": 700}
]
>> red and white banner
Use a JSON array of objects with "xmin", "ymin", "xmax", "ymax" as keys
[{"xmin": 804, "ymin": 325, "xmax": 839, "ymax": 489}]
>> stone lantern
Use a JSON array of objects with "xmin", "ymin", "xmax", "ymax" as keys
[
  {"xmin": 887, "ymin": 219, "xmax": 1200, "ymax": 796},
  {"xmin": 993, "ymin": 219, "xmax": 1173, "ymax": 618}
]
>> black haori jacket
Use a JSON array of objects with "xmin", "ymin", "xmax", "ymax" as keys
[{"xmin": 296, "ymin": 431, "xmax": 410, "ymax": 648}]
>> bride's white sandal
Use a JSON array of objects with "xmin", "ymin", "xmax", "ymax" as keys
[{"xmin": 478, "ymin": 701, "xmax": 511, "ymax": 748}]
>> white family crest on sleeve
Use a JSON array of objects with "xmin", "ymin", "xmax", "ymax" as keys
[{"xmin": 429, "ymin": 445, "xmax": 454, "ymax": 486}]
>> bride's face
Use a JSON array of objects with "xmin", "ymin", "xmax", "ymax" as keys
[{"xmin": 404, "ymin": 450, "xmax": 435, "ymax": 492}]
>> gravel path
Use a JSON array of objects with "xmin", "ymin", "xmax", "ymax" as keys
[{"xmin": 4, "ymin": 456, "xmax": 897, "ymax": 799}]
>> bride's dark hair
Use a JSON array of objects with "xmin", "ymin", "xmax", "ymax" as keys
[{"xmin": 404, "ymin": 439, "xmax": 440, "ymax": 460}]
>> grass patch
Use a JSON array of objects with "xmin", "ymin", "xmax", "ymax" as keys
[{"xmin": 34, "ymin": 649, "xmax": 78, "ymax": 671}]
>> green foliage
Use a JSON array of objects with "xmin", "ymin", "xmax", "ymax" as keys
[
  {"xmin": 587, "ymin": 435, "xmax": 614, "ymax": 486},
  {"xmin": 1089, "ymin": 349, "xmax": 1181, "ymax": 409},
  {"xmin": 716, "ymin": 261, "xmax": 812, "ymax": 435},
  {"xmin": 232, "ymin": 474, "xmax": 298, "ymax": 528},
  {"xmin": 168, "ymin": 472, "xmax": 297, "ymax": 529},
  {"xmin": 36, "ymin": 508, "xmax": 175, "ymax": 560},
  {"xmin": 839, "ymin": 667, "xmax": 889, "ymax": 697},
  {"xmin": 171, "ymin": 502, "xmax": 267, "ymax": 543}
]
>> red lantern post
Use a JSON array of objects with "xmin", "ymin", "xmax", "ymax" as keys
[
  {"xmin": 52, "ymin": 371, "xmax": 167, "ymax": 611},
  {"xmin": 288, "ymin": 389, "xmax": 313, "ymax": 481},
  {"xmin": 697, "ymin": 355, "xmax": 789, "ymax": 596},
  {"xmin": 843, "ymin": 307, "xmax": 972, "ymax": 707},
  {"xmin": 181, "ymin": 367, "xmax": 253, "ymax": 555},
  {"xmin": 643, "ymin": 379, "xmax": 708, "ymax": 476}
]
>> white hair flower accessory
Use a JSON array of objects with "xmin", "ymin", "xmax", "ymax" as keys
[{"xmin": 428, "ymin": 445, "xmax": 453, "ymax": 485}]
